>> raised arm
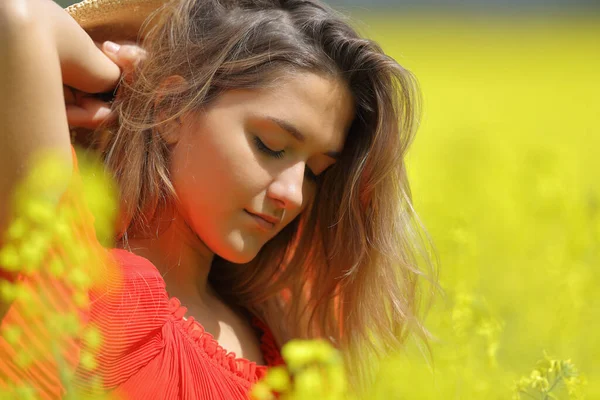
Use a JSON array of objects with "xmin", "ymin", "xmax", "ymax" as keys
[
  {"xmin": 0, "ymin": 0, "xmax": 122, "ymax": 318},
  {"xmin": 0, "ymin": 0, "xmax": 122, "ymax": 224}
]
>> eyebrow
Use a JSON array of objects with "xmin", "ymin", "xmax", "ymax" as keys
[{"xmin": 266, "ymin": 116, "xmax": 341, "ymax": 160}]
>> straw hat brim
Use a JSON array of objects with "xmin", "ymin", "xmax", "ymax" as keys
[{"xmin": 66, "ymin": 0, "xmax": 165, "ymax": 43}]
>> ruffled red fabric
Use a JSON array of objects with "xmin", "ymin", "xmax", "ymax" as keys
[
  {"xmin": 251, "ymin": 317, "xmax": 285, "ymax": 368},
  {"xmin": 167, "ymin": 296, "xmax": 267, "ymax": 381},
  {"xmin": 79, "ymin": 248, "xmax": 284, "ymax": 400}
]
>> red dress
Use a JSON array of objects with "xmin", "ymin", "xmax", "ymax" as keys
[{"xmin": 0, "ymin": 147, "xmax": 283, "ymax": 399}]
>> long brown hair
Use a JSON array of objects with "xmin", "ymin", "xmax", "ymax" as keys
[{"xmin": 97, "ymin": 0, "xmax": 439, "ymax": 390}]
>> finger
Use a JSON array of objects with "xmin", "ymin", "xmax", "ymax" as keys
[
  {"xmin": 62, "ymin": 43, "xmax": 121, "ymax": 94},
  {"xmin": 63, "ymin": 85, "xmax": 76, "ymax": 105},
  {"xmin": 119, "ymin": 44, "xmax": 148, "ymax": 69},
  {"xmin": 102, "ymin": 41, "xmax": 148, "ymax": 71},
  {"xmin": 94, "ymin": 40, "xmax": 137, "ymax": 51},
  {"xmin": 66, "ymin": 98, "xmax": 114, "ymax": 130}
]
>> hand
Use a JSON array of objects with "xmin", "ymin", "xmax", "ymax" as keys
[{"xmin": 65, "ymin": 41, "xmax": 148, "ymax": 130}]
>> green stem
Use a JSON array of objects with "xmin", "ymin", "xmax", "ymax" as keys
[
  {"xmin": 519, "ymin": 389, "xmax": 539, "ymax": 400},
  {"xmin": 545, "ymin": 371, "xmax": 563, "ymax": 394}
]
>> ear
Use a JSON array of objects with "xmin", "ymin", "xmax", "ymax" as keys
[{"xmin": 153, "ymin": 75, "xmax": 188, "ymax": 145}]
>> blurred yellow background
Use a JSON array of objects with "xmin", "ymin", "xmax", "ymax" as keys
[{"xmin": 357, "ymin": 12, "xmax": 599, "ymax": 399}]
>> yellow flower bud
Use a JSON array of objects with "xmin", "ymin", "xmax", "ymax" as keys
[
  {"xmin": 15, "ymin": 285, "xmax": 34, "ymax": 308},
  {"xmin": 264, "ymin": 366, "xmax": 290, "ymax": 392},
  {"xmin": 312, "ymin": 340, "xmax": 337, "ymax": 364},
  {"xmin": 62, "ymin": 312, "xmax": 82, "ymax": 336},
  {"xmin": 24, "ymin": 199, "xmax": 54, "ymax": 226},
  {"xmin": 80, "ymin": 350, "xmax": 98, "ymax": 370},
  {"xmin": 0, "ymin": 244, "xmax": 21, "ymax": 272},
  {"xmin": 6, "ymin": 218, "xmax": 28, "ymax": 241},
  {"xmin": 15, "ymin": 351, "xmax": 33, "ymax": 369},
  {"xmin": 54, "ymin": 219, "xmax": 73, "ymax": 245},
  {"xmin": 49, "ymin": 258, "xmax": 66, "ymax": 278},
  {"xmin": 67, "ymin": 267, "xmax": 92, "ymax": 289},
  {"xmin": 282, "ymin": 340, "xmax": 319, "ymax": 372},
  {"xmin": 327, "ymin": 365, "xmax": 347, "ymax": 395},
  {"xmin": 250, "ymin": 381, "xmax": 275, "ymax": 400},
  {"xmin": 295, "ymin": 366, "xmax": 324, "ymax": 397},
  {"xmin": 83, "ymin": 325, "xmax": 103, "ymax": 350},
  {"xmin": 1, "ymin": 324, "xmax": 22, "ymax": 345},
  {"xmin": 13, "ymin": 384, "xmax": 37, "ymax": 400},
  {"xmin": 73, "ymin": 290, "xmax": 90, "ymax": 308},
  {"xmin": 21, "ymin": 231, "xmax": 52, "ymax": 272},
  {"xmin": 513, "ymin": 376, "xmax": 531, "ymax": 392}
]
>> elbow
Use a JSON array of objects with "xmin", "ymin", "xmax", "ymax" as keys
[{"xmin": 0, "ymin": 0, "xmax": 38, "ymax": 35}]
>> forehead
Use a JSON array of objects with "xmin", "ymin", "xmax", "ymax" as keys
[
  {"xmin": 217, "ymin": 72, "xmax": 355, "ymax": 152},
  {"xmin": 263, "ymin": 72, "xmax": 355, "ymax": 130}
]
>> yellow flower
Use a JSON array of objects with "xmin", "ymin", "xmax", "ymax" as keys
[
  {"xmin": 250, "ymin": 381, "xmax": 275, "ymax": 400},
  {"xmin": 49, "ymin": 257, "xmax": 66, "ymax": 278},
  {"xmin": 13, "ymin": 384, "xmax": 37, "ymax": 400},
  {"xmin": 23, "ymin": 199, "xmax": 55, "ymax": 227},
  {"xmin": 73, "ymin": 290, "xmax": 90, "ymax": 308},
  {"xmin": 83, "ymin": 325, "xmax": 104, "ymax": 350},
  {"xmin": 264, "ymin": 366, "xmax": 291, "ymax": 392},
  {"xmin": 0, "ymin": 244, "xmax": 21, "ymax": 272},
  {"xmin": 15, "ymin": 351, "xmax": 33, "ymax": 369},
  {"xmin": 80, "ymin": 350, "xmax": 98, "ymax": 370},
  {"xmin": 6, "ymin": 217, "xmax": 28, "ymax": 241},
  {"xmin": 1, "ymin": 324, "xmax": 22, "ymax": 345},
  {"xmin": 67, "ymin": 267, "xmax": 92, "ymax": 289},
  {"xmin": 294, "ymin": 366, "xmax": 324, "ymax": 397},
  {"xmin": 281, "ymin": 340, "xmax": 320, "ymax": 372}
]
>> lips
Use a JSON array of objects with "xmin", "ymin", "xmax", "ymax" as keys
[{"xmin": 244, "ymin": 210, "xmax": 278, "ymax": 229}]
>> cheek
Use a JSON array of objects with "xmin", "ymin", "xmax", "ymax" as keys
[
  {"xmin": 170, "ymin": 143, "xmax": 221, "ymax": 203},
  {"xmin": 167, "ymin": 135, "xmax": 268, "ymax": 263},
  {"xmin": 171, "ymin": 128, "xmax": 259, "ymax": 199},
  {"xmin": 168, "ymin": 120, "xmax": 274, "ymax": 242}
]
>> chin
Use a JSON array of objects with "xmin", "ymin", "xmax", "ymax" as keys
[
  {"xmin": 202, "ymin": 225, "xmax": 269, "ymax": 264},
  {"xmin": 212, "ymin": 238, "xmax": 262, "ymax": 265},
  {"xmin": 218, "ymin": 250, "xmax": 260, "ymax": 265}
]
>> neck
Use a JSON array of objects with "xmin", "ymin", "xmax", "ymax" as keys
[{"xmin": 120, "ymin": 212, "xmax": 216, "ymax": 303}]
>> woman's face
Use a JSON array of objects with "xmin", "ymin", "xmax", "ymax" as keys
[{"xmin": 169, "ymin": 72, "xmax": 354, "ymax": 263}]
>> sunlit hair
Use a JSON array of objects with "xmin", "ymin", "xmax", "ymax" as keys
[{"xmin": 96, "ymin": 0, "xmax": 439, "ymax": 391}]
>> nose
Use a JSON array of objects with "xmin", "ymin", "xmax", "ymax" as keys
[{"xmin": 266, "ymin": 161, "xmax": 306, "ymax": 211}]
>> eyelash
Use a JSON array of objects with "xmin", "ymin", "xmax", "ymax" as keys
[{"xmin": 253, "ymin": 136, "xmax": 319, "ymax": 182}]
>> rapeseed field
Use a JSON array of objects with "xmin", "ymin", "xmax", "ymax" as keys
[{"xmin": 360, "ymin": 12, "xmax": 599, "ymax": 399}]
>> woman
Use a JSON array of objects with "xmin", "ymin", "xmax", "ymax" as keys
[{"xmin": 0, "ymin": 0, "xmax": 437, "ymax": 398}]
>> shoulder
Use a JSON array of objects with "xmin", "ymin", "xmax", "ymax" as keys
[
  {"xmin": 79, "ymin": 249, "xmax": 170, "ymax": 372},
  {"xmin": 109, "ymin": 247, "xmax": 167, "ymax": 286},
  {"xmin": 79, "ymin": 249, "xmax": 171, "ymax": 383},
  {"xmin": 88, "ymin": 248, "xmax": 171, "ymax": 333}
]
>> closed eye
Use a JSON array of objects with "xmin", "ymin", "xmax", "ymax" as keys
[
  {"xmin": 253, "ymin": 136, "xmax": 319, "ymax": 182},
  {"xmin": 253, "ymin": 136, "xmax": 284, "ymax": 159}
]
